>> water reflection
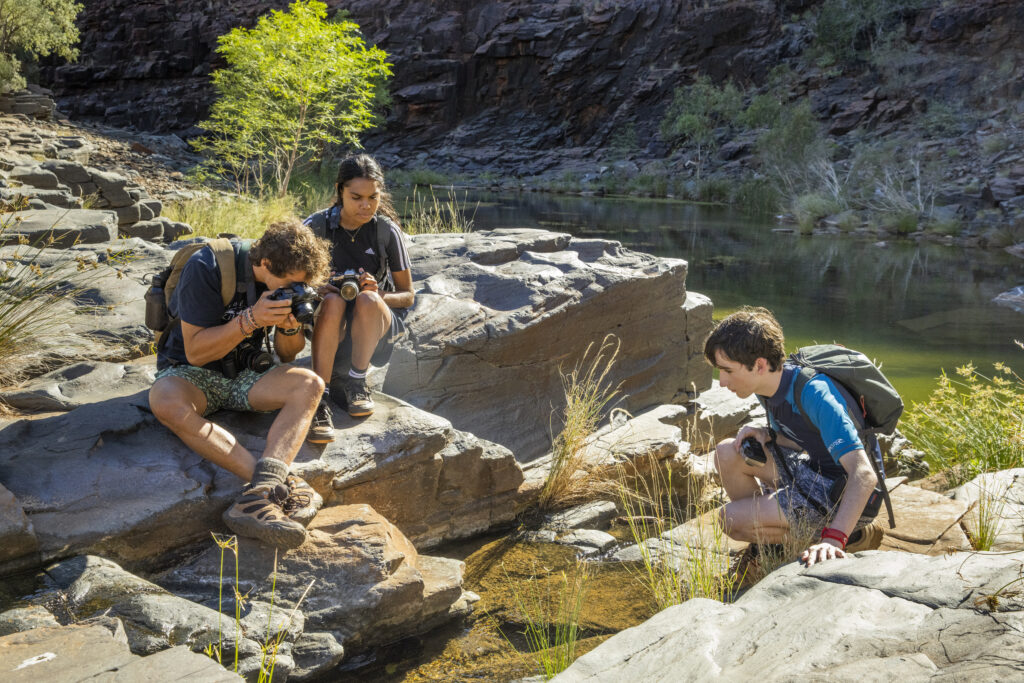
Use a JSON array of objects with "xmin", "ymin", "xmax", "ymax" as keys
[{"xmin": 434, "ymin": 191, "xmax": 1023, "ymax": 404}]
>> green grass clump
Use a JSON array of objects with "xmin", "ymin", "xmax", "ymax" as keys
[
  {"xmin": 735, "ymin": 177, "xmax": 780, "ymax": 217},
  {"xmin": 503, "ymin": 562, "xmax": 591, "ymax": 680},
  {"xmin": 389, "ymin": 167, "xmax": 451, "ymax": 188},
  {"xmin": 792, "ymin": 192, "xmax": 839, "ymax": 233},
  {"xmin": 695, "ymin": 177, "xmax": 733, "ymax": 204},
  {"xmin": 616, "ymin": 461, "xmax": 742, "ymax": 610},
  {"xmin": 163, "ymin": 194, "xmax": 298, "ymax": 240},
  {"xmin": 400, "ymin": 188, "xmax": 476, "ymax": 235},
  {"xmin": 539, "ymin": 336, "xmax": 622, "ymax": 511},
  {"xmin": 0, "ymin": 206, "xmax": 130, "ymax": 385},
  {"xmin": 901, "ymin": 362, "xmax": 1024, "ymax": 487}
]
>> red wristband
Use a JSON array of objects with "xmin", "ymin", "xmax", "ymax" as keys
[{"xmin": 820, "ymin": 527, "xmax": 848, "ymax": 549}]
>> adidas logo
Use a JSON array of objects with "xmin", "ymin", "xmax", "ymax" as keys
[{"xmin": 365, "ymin": 247, "xmax": 375, "ymax": 255}]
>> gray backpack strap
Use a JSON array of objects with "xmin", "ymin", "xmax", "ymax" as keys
[{"xmin": 375, "ymin": 217, "xmax": 391, "ymax": 286}]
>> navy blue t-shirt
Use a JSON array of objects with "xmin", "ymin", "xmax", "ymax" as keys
[
  {"xmin": 764, "ymin": 363, "xmax": 881, "ymax": 480},
  {"xmin": 157, "ymin": 241, "xmax": 266, "ymax": 371}
]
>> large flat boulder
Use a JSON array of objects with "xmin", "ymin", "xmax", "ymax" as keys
[
  {"xmin": 159, "ymin": 504, "xmax": 470, "ymax": 651},
  {"xmin": 384, "ymin": 229, "xmax": 713, "ymax": 461},
  {"xmin": 0, "ymin": 372, "xmax": 523, "ymax": 574},
  {"xmin": 881, "ymin": 482, "xmax": 971, "ymax": 554},
  {"xmin": 555, "ymin": 550, "xmax": 1024, "ymax": 681}
]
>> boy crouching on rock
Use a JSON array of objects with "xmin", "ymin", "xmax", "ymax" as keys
[
  {"xmin": 703, "ymin": 307, "xmax": 886, "ymax": 567},
  {"xmin": 148, "ymin": 219, "xmax": 331, "ymax": 549}
]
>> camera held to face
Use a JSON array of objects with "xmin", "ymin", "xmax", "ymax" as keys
[
  {"xmin": 269, "ymin": 283, "xmax": 318, "ymax": 324},
  {"xmin": 741, "ymin": 436, "xmax": 767, "ymax": 467},
  {"xmin": 331, "ymin": 269, "xmax": 361, "ymax": 301}
]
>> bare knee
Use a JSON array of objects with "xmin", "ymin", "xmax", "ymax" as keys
[
  {"xmin": 318, "ymin": 293, "xmax": 346, "ymax": 320},
  {"xmin": 714, "ymin": 438, "xmax": 738, "ymax": 476},
  {"xmin": 288, "ymin": 369, "xmax": 325, "ymax": 404},
  {"xmin": 149, "ymin": 384, "xmax": 198, "ymax": 430},
  {"xmin": 353, "ymin": 292, "xmax": 385, "ymax": 318}
]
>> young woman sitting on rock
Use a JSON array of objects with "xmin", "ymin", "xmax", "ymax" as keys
[{"xmin": 302, "ymin": 154, "xmax": 414, "ymax": 441}]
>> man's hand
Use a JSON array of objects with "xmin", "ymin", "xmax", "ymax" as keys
[
  {"xmin": 801, "ymin": 539, "xmax": 846, "ymax": 566},
  {"xmin": 251, "ymin": 291, "xmax": 293, "ymax": 328}
]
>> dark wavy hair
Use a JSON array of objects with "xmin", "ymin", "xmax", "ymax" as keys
[
  {"xmin": 249, "ymin": 218, "xmax": 331, "ymax": 285},
  {"xmin": 335, "ymin": 154, "xmax": 401, "ymax": 225},
  {"xmin": 703, "ymin": 306, "xmax": 786, "ymax": 371}
]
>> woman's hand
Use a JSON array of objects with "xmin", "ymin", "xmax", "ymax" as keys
[{"xmin": 358, "ymin": 269, "xmax": 379, "ymax": 293}]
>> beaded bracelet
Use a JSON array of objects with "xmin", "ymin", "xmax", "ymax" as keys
[
  {"xmin": 820, "ymin": 527, "xmax": 848, "ymax": 549},
  {"xmin": 244, "ymin": 307, "xmax": 257, "ymax": 332}
]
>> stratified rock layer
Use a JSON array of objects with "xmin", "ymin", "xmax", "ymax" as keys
[
  {"xmin": 0, "ymin": 371, "xmax": 523, "ymax": 575},
  {"xmin": 554, "ymin": 550, "xmax": 1024, "ymax": 681},
  {"xmin": 385, "ymin": 229, "xmax": 713, "ymax": 461}
]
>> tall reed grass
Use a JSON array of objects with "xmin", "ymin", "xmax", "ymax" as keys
[
  {"xmin": 616, "ymin": 458, "xmax": 741, "ymax": 610},
  {"xmin": 502, "ymin": 561, "xmax": 591, "ymax": 680},
  {"xmin": 539, "ymin": 336, "xmax": 623, "ymax": 511},
  {"xmin": 401, "ymin": 188, "xmax": 477, "ymax": 235}
]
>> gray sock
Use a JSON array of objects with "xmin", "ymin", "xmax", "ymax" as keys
[{"xmin": 250, "ymin": 457, "xmax": 288, "ymax": 488}]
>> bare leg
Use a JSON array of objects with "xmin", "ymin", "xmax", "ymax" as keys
[
  {"xmin": 311, "ymin": 293, "xmax": 348, "ymax": 385},
  {"xmin": 349, "ymin": 291, "xmax": 392, "ymax": 371},
  {"xmin": 149, "ymin": 377, "xmax": 258, "ymax": 481},
  {"xmin": 714, "ymin": 437, "xmax": 787, "ymax": 542},
  {"xmin": 719, "ymin": 496, "xmax": 789, "ymax": 543},
  {"xmin": 247, "ymin": 365, "xmax": 324, "ymax": 464},
  {"xmin": 714, "ymin": 437, "xmax": 779, "ymax": 501}
]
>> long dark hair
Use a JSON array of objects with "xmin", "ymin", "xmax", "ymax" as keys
[{"xmin": 336, "ymin": 154, "xmax": 400, "ymax": 226}]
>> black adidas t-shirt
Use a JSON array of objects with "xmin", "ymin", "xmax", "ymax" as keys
[
  {"xmin": 157, "ymin": 241, "xmax": 266, "ymax": 371},
  {"xmin": 303, "ymin": 208, "xmax": 412, "ymax": 294}
]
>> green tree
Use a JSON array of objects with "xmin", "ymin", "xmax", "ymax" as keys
[
  {"xmin": 0, "ymin": 0, "xmax": 82, "ymax": 92},
  {"xmin": 195, "ymin": 1, "xmax": 392, "ymax": 196},
  {"xmin": 659, "ymin": 75, "xmax": 743, "ymax": 177}
]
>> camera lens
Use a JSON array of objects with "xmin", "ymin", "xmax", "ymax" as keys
[{"xmin": 293, "ymin": 301, "xmax": 316, "ymax": 324}]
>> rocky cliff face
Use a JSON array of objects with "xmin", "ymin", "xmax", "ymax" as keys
[
  {"xmin": 43, "ymin": 0, "xmax": 1024, "ymax": 174},
  {"xmin": 46, "ymin": 0, "xmax": 795, "ymax": 170}
]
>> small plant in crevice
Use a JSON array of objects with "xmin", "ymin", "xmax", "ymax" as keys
[
  {"xmin": 501, "ymin": 561, "xmax": 592, "ymax": 680},
  {"xmin": 539, "ymin": 335, "xmax": 623, "ymax": 511},
  {"xmin": 616, "ymin": 457, "xmax": 742, "ymax": 611}
]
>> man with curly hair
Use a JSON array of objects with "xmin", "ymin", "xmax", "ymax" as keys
[{"xmin": 149, "ymin": 219, "xmax": 332, "ymax": 549}]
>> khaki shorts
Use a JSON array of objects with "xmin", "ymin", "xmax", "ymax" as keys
[{"xmin": 155, "ymin": 365, "xmax": 267, "ymax": 417}]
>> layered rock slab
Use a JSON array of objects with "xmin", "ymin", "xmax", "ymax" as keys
[
  {"xmin": 159, "ymin": 505, "xmax": 469, "ymax": 651},
  {"xmin": 0, "ymin": 374, "xmax": 523, "ymax": 574},
  {"xmin": 0, "ymin": 623, "xmax": 240, "ymax": 682},
  {"xmin": 386, "ymin": 229, "xmax": 713, "ymax": 461},
  {"xmin": 554, "ymin": 551, "xmax": 1024, "ymax": 681}
]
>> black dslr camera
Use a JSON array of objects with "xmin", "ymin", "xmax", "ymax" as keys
[
  {"xmin": 221, "ymin": 339, "xmax": 273, "ymax": 378},
  {"xmin": 331, "ymin": 269, "xmax": 361, "ymax": 301},
  {"xmin": 741, "ymin": 436, "xmax": 768, "ymax": 467},
  {"xmin": 269, "ymin": 283, "xmax": 318, "ymax": 324}
]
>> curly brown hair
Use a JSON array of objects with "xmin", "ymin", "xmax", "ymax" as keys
[
  {"xmin": 703, "ymin": 306, "xmax": 786, "ymax": 371},
  {"xmin": 249, "ymin": 218, "xmax": 331, "ymax": 285}
]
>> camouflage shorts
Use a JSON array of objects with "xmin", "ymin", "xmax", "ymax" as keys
[
  {"xmin": 155, "ymin": 365, "xmax": 266, "ymax": 417},
  {"xmin": 760, "ymin": 445, "xmax": 876, "ymax": 534}
]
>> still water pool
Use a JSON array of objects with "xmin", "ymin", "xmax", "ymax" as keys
[{"xmin": 452, "ymin": 191, "xmax": 1023, "ymax": 405}]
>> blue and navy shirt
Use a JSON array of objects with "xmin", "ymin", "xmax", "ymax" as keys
[{"xmin": 764, "ymin": 362, "xmax": 873, "ymax": 479}]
